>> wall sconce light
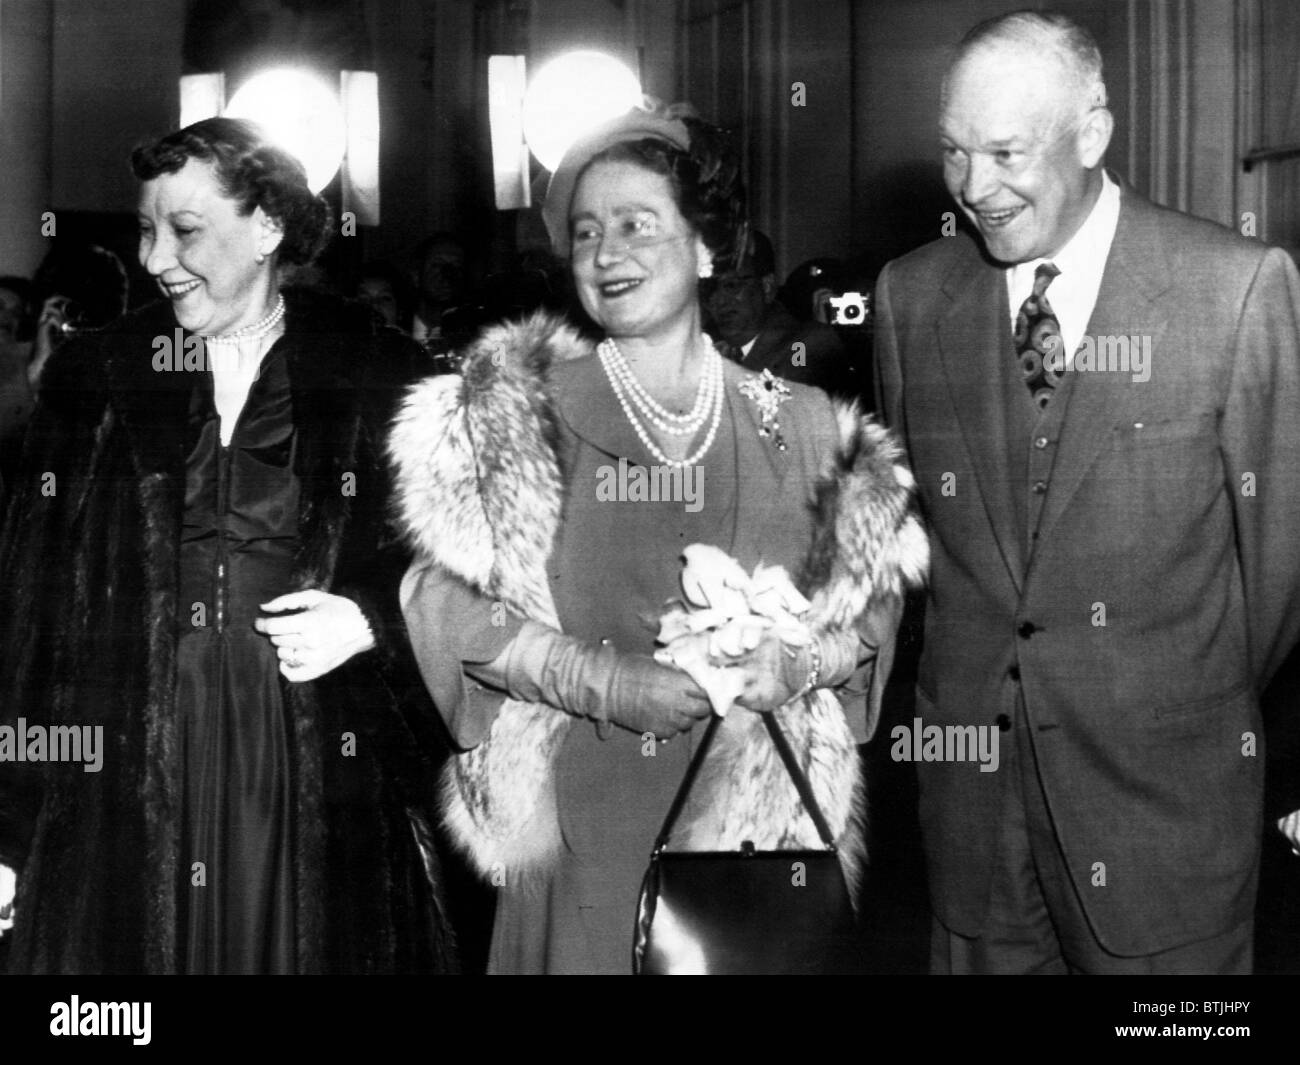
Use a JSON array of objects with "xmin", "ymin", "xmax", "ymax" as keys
[
  {"xmin": 521, "ymin": 50, "xmax": 642, "ymax": 173},
  {"xmin": 179, "ymin": 66, "xmax": 379, "ymax": 223},
  {"xmin": 487, "ymin": 49, "xmax": 641, "ymax": 212},
  {"xmin": 225, "ymin": 68, "xmax": 347, "ymax": 194}
]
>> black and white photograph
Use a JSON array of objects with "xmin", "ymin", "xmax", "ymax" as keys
[{"xmin": 1, "ymin": 0, "xmax": 1298, "ymax": 1048}]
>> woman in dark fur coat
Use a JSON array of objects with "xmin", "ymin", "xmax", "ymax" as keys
[
  {"xmin": 0, "ymin": 118, "xmax": 454, "ymax": 974},
  {"xmin": 391, "ymin": 103, "xmax": 928, "ymax": 973}
]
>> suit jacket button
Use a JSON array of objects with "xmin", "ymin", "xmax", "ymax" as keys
[
  {"xmin": 996, "ymin": 714, "xmax": 1012, "ymax": 731},
  {"xmin": 1008, "ymin": 665, "xmax": 1021, "ymax": 681},
  {"xmin": 1032, "ymin": 480, "xmax": 1048, "ymax": 494},
  {"xmin": 1017, "ymin": 621, "xmax": 1036, "ymax": 638},
  {"xmin": 1034, "ymin": 436, "xmax": 1049, "ymax": 449}
]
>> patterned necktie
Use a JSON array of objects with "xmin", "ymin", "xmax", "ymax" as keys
[{"xmin": 1014, "ymin": 262, "xmax": 1064, "ymax": 410}]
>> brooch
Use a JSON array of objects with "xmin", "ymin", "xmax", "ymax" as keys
[{"xmin": 738, "ymin": 369, "xmax": 791, "ymax": 451}]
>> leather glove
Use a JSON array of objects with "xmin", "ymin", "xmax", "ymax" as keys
[
  {"xmin": 483, "ymin": 620, "xmax": 712, "ymax": 738},
  {"xmin": 732, "ymin": 627, "xmax": 871, "ymax": 713}
]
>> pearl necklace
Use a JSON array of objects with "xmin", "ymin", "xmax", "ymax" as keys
[
  {"xmin": 203, "ymin": 295, "xmax": 286, "ymax": 345},
  {"xmin": 598, "ymin": 337, "xmax": 724, "ymax": 469},
  {"xmin": 599, "ymin": 337, "xmax": 715, "ymax": 435}
]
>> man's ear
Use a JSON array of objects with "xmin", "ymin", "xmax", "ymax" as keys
[
  {"xmin": 254, "ymin": 207, "xmax": 286, "ymax": 259},
  {"xmin": 1077, "ymin": 107, "xmax": 1113, "ymax": 170},
  {"xmin": 761, "ymin": 275, "xmax": 778, "ymax": 303}
]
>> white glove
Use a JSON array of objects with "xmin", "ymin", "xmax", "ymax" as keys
[
  {"xmin": 0, "ymin": 863, "xmax": 15, "ymax": 936},
  {"xmin": 1279, "ymin": 809, "xmax": 1300, "ymax": 856}
]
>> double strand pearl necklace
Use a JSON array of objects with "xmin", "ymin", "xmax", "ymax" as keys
[
  {"xmin": 598, "ymin": 336, "xmax": 724, "ymax": 468},
  {"xmin": 600, "ymin": 337, "xmax": 716, "ymax": 436},
  {"xmin": 202, "ymin": 295, "xmax": 286, "ymax": 346}
]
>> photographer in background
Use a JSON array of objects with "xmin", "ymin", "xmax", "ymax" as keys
[
  {"xmin": 27, "ymin": 244, "xmax": 131, "ymax": 387},
  {"xmin": 0, "ymin": 276, "xmax": 38, "ymax": 492},
  {"xmin": 0, "ymin": 249, "xmax": 128, "ymax": 492},
  {"xmin": 410, "ymin": 232, "xmax": 471, "ymax": 356},
  {"xmin": 781, "ymin": 257, "xmax": 849, "ymax": 327},
  {"xmin": 704, "ymin": 228, "xmax": 849, "ymax": 397},
  {"xmin": 355, "ymin": 260, "xmax": 412, "ymax": 333}
]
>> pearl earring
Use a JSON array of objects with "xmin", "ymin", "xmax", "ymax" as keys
[{"xmin": 255, "ymin": 252, "xmax": 266, "ymax": 265}]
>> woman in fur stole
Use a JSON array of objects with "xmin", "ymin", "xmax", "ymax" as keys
[
  {"xmin": 0, "ymin": 119, "xmax": 454, "ymax": 974},
  {"xmin": 392, "ymin": 104, "xmax": 927, "ymax": 973}
]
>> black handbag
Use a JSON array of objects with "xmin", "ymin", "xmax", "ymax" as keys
[{"xmin": 633, "ymin": 712, "xmax": 860, "ymax": 974}]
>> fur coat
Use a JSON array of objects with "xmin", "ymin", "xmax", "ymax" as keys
[
  {"xmin": 389, "ymin": 312, "xmax": 927, "ymax": 888},
  {"xmin": 0, "ymin": 290, "xmax": 455, "ymax": 974}
]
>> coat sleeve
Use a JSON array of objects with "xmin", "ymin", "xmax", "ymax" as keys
[
  {"xmin": 399, "ymin": 560, "xmax": 523, "ymax": 750},
  {"xmin": 873, "ymin": 262, "xmax": 906, "ymax": 444},
  {"xmin": 1220, "ymin": 246, "xmax": 1300, "ymax": 691},
  {"xmin": 0, "ymin": 339, "xmax": 106, "ymax": 871},
  {"xmin": 848, "ymin": 595, "xmax": 905, "ymax": 744},
  {"xmin": 797, "ymin": 380, "xmax": 916, "ymax": 746},
  {"xmin": 330, "ymin": 325, "xmax": 436, "ymax": 682}
]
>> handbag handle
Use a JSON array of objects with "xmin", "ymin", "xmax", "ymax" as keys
[{"xmin": 651, "ymin": 707, "xmax": 840, "ymax": 855}]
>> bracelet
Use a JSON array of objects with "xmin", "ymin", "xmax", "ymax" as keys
[{"xmin": 797, "ymin": 636, "xmax": 823, "ymax": 699}]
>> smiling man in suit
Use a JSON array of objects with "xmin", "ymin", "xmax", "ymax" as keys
[{"xmin": 875, "ymin": 9, "xmax": 1300, "ymax": 973}]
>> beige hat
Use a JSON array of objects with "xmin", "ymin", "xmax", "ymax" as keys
[{"xmin": 541, "ymin": 109, "xmax": 692, "ymax": 258}]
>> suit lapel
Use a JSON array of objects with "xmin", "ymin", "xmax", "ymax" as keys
[
  {"xmin": 103, "ymin": 310, "xmax": 193, "ymax": 507},
  {"xmin": 935, "ymin": 242, "xmax": 1027, "ymax": 590},
  {"xmin": 282, "ymin": 306, "xmax": 363, "ymax": 586},
  {"xmin": 724, "ymin": 358, "xmax": 792, "ymax": 561},
  {"xmin": 553, "ymin": 351, "xmax": 662, "ymax": 468},
  {"xmin": 1027, "ymin": 190, "xmax": 1172, "ymax": 570},
  {"xmin": 744, "ymin": 328, "xmax": 791, "ymax": 378}
]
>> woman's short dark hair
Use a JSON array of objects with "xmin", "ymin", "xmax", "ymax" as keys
[
  {"xmin": 581, "ymin": 115, "xmax": 747, "ymax": 269},
  {"xmin": 131, "ymin": 117, "xmax": 332, "ymax": 266}
]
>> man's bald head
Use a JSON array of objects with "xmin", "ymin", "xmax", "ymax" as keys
[{"xmin": 943, "ymin": 11, "xmax": 1107, "ymax": 134}]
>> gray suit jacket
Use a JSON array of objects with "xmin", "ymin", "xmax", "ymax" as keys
[{"xmin": 875, "ymin": 185, "xmax": 1300, "ymax": 955}]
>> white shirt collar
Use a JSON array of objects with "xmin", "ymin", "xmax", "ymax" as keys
[{"xmin": 1007, "ymin": 170, "xmax": 1121, "ymax": 369}]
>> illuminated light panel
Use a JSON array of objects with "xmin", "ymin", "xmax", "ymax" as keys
[
  {"xmin": 488, "ymin": 55, "xmax": 530, "ymax": 210},
  {"xmin": 522, "ymin": 50, "xmax": 642, "ymax": 173},
  {"xmin": 341, "ymin": 70, "xmax": 380, "ymax": 225},
  {"xmin": 225, "ymin": 68, "xmax": 347, "ymax": 193},
  {"xmin": 180, "ymin": 72, "xmax": 225, "ymax": 128}
]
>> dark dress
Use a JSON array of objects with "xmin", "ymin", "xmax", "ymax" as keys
[
  {"xmin": 177, "ymin": 344, "xmax": 299, "ymax": 974},
  {"xmin": 0, "ymin": 292, "xmax": 456, "ymax": 974}
]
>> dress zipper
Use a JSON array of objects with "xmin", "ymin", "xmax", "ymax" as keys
[{"xmin": 215, "ymin": 440, "xmax": 230, "ymax": 634}]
